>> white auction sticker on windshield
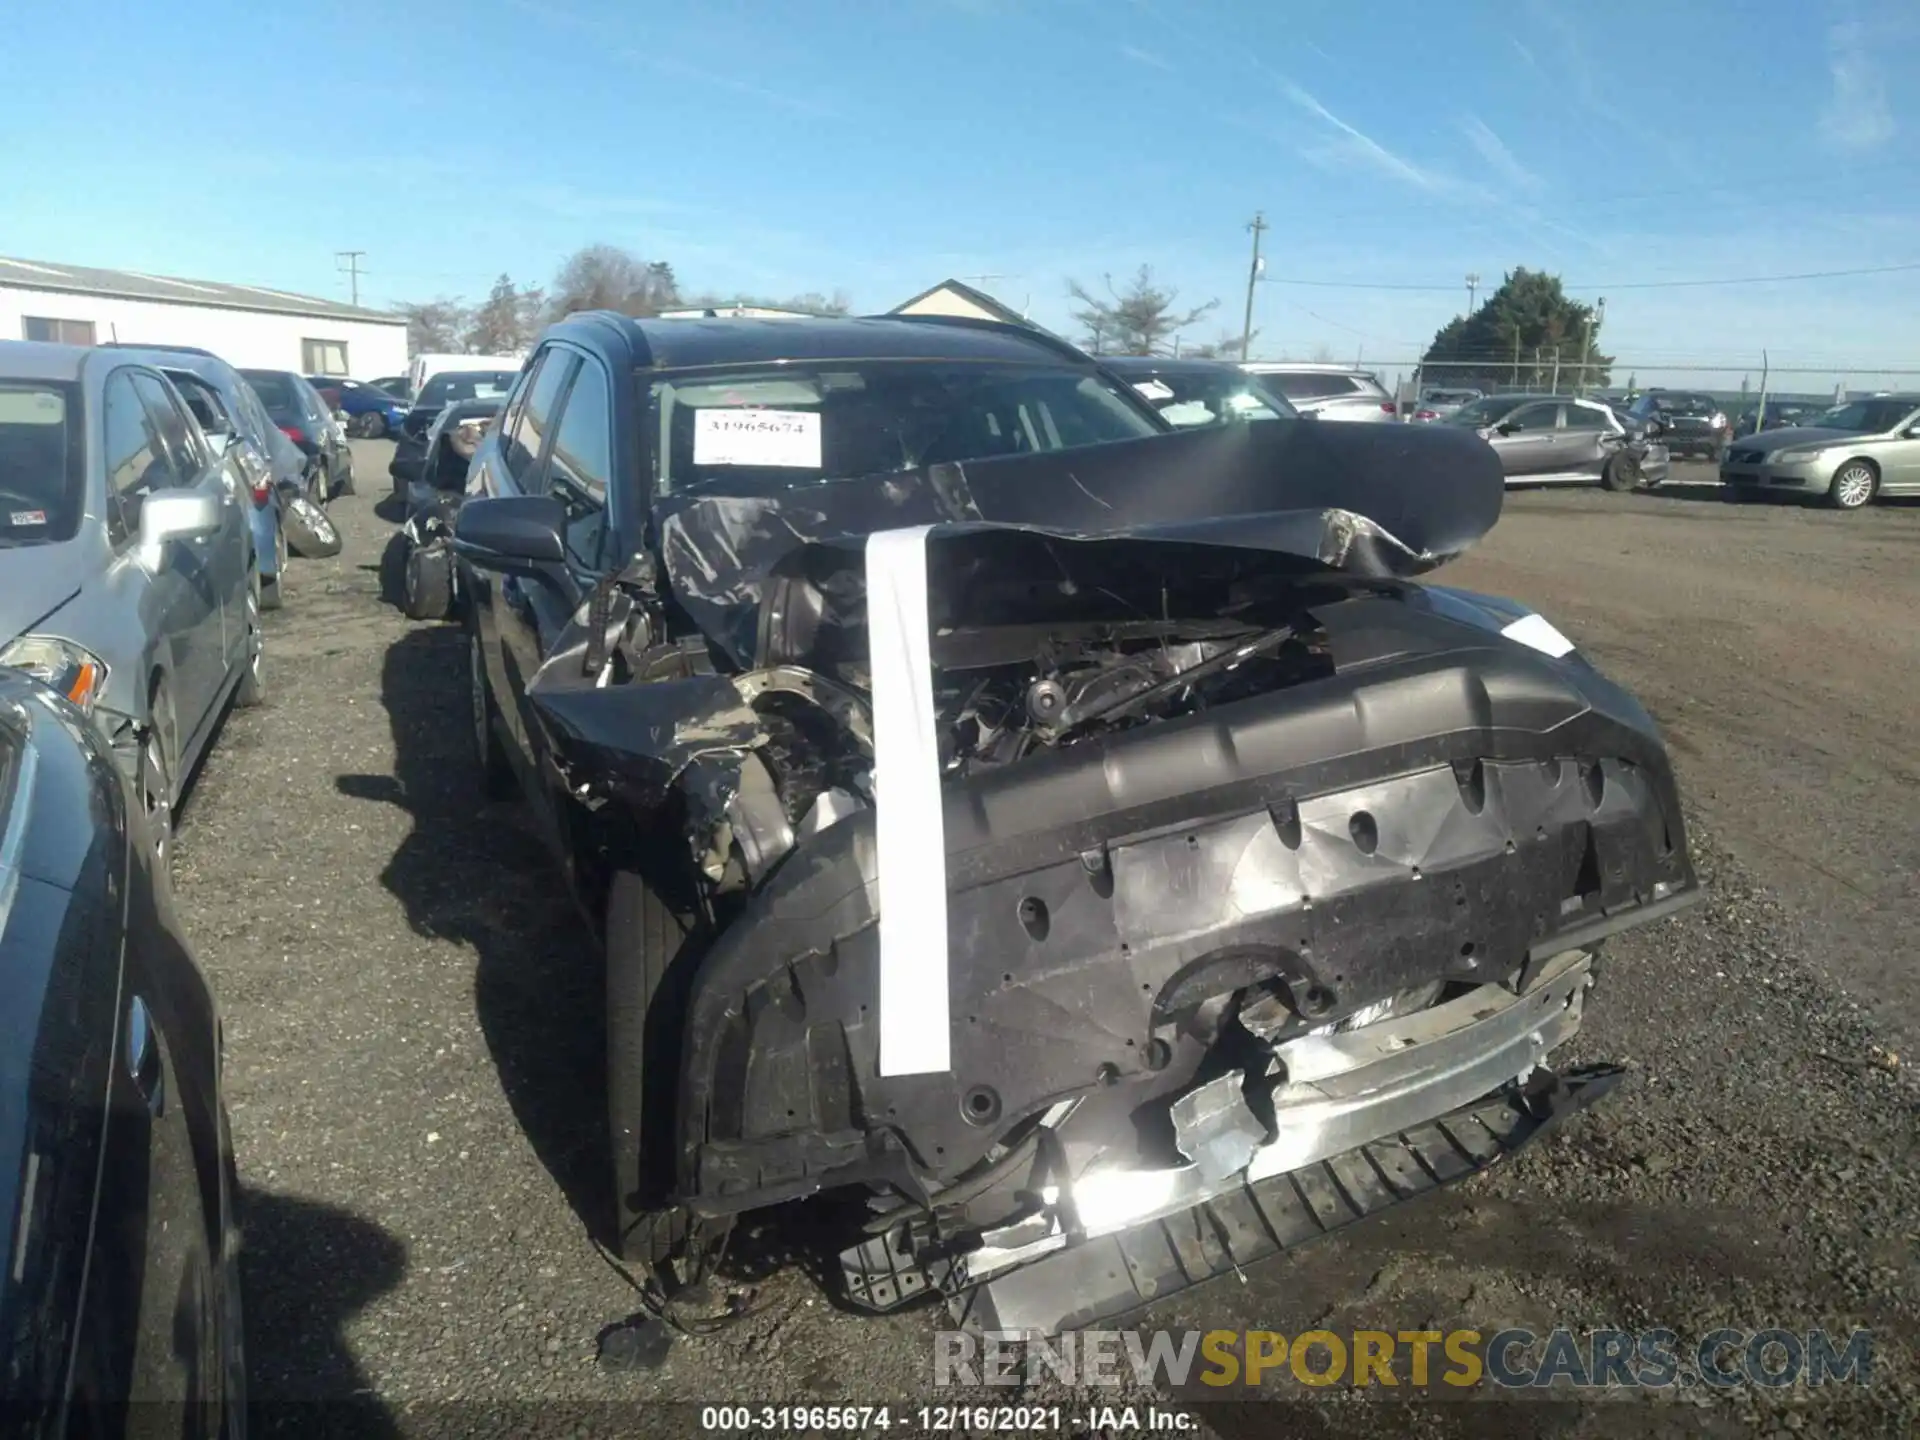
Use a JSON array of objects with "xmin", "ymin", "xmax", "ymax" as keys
[
  {"xmin": 693, "ymin": 408, "xmax": 822, "ymax": 468},
  {"xmin": 9, "ymin": 510, "xmax": 46, "ymax": 526}
]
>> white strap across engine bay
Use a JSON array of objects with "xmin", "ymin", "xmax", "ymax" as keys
[{"xmin": 866, "ymin": 525, "xmax": 951, "ymax": 1076}]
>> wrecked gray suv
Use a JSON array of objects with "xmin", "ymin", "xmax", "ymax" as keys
[{"xmin": 451, "ymin": 311, "xmax": 1703, "ymax": 1338}]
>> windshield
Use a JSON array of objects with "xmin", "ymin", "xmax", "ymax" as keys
[
  {"xmin": 418, "ymin": 371, "xmax": 519, "ymax": 407},
  {"xmin": 1133, "ymin": 372, "xmax": 1296, "ymax": 428},
  {"xmin": 1809, "ymin": 398, "xmax": 1917, "ymax": 433},
  {"xmin": 651, "ymin": 361, "xmax": 1161, "ymax": 494},
  {"xmin": 0, "ymin": 383, "xmax": 84, "ymax": 546},
  {"xmin": 241, "ymin": 370, "xmax": 297, "ymax": 412}
]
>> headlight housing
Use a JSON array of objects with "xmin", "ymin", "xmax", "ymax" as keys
[
  {"xmin": 0, "ymin": 636, "xmax": 110, "ymax": 713},
  {"xmin": 1773, "ymin": 447, "xmax": 1828, "ymax": 464}
]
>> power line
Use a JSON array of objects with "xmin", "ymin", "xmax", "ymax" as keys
[{"xmin": 1261, "ymin": 260, "xmax": 1920, "ymax": 295}]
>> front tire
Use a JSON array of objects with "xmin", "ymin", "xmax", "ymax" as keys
[
  {"xmin": 235, "ymin": 571, "xmax": 266, "ymax": 708},
  {"xmin": 402, "ymin": 543, "xmax": 452, "ymax": 620},
  {"xmin": 282, "ymin": 494, "xmax": 341, "ymax": 559},
  {"xmin": 605, "ymin": 871, "xmax": 700, "ymax": 1270},
  {"xmin": 468, "ymin": 630, "xmax": 515, "ymax": 801},
  {"xmin": 1828, "ymin": 461, "xmax": 1878, "ymax": 510}
]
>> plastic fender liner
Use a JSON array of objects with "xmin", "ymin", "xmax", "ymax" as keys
[{"xmin": 671, "ymin": 636, "xmax": 1698, "ymax": 1216}]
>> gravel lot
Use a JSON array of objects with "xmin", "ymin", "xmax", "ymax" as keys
[{"xmin": 172, "ymin": 445, "xmax": 1917, "ymax": 1436}]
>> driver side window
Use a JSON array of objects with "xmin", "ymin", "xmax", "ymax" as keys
[
  {"xmin": 1505, "ymin": 402, "xmax": 1559, "ymax": 431},
  {"xmin": 102, "ymin": 371, "xmax": 162, "ymax": 545}
]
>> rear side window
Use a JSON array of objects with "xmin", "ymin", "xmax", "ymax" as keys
[
  {"xmin": 130, "ymin": 373, "xmax": 201, "ymax": 484},
  {"xmin": 1504, "ymin": 402, "xmax": 1560, "ymax": 431},
  {"xmin": 1263, "ymin": 371, "xmax": 1366, "ymax": 400},
  {"xmin": 504, "ymin": 352, "xmax": 577, "ymax": 487}
]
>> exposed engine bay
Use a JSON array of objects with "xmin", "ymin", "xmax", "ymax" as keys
[{"xmin": 510, "ymin": 419, "xmax": 1704, "ymax": 1334}]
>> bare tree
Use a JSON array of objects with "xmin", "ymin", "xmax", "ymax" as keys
[
  {"xmin": 549, "ymin": 245, "xmax": 680, "ymax": 319},
  {"xmin": 677, "ymin": 289, "xmax": 854, "ymax": 316},
  {"xmin": 393, "ymin": 298, "xmax": 470, "ymax": 354},
  {"xmin": 464, "ymin": 274, "xmax": 544, "ymax": 354},
  {"xmin": 1308, "ymin": 342, "xmax": 1338, "ymax": 364},
  {"xmin": 1185, "ymin": 329, "xmax": 1260, "ymax": 360},
  {"xmin": 1066, "ymin": 266, "xmax": 1218, "ymax": 355}
]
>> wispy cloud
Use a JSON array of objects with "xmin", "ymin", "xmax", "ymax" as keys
[
  {"xmin": 1119, "ymin": 43, "xmax": 1174, "ymax": 71},
  {"xmin": 1510, "ymin": 36, "xmax": 1542, "ymax": 73},
  {"xmin": 1819, "ymin": 21, "xmax": 1894, "ymax": 150},
  {"xmin": 1523, "ymin": 0, "xmax": 1661, "ymax": 147},
  {"xmin": 1461, "ymin": 115, "xmax": 1541, "ymax": 190},
  {"xmin": 1281, "ymin": 81, "xmax": 1449, "ymax": 193},
  {"xmin": 502, "ymin": 0, "xmax": 840, "ymax": 118}
]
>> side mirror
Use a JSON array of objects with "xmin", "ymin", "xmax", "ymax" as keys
[
  {"xmin": 1495, "ymin": 421, "xmax": 1520, "ymax": 435},
  {"xmin": 452, "ymin": 494, "xmax": 566, "ymax": 573},
  {"xmin": 138, "ymin": 490, "xmax": 223, "ymax": 564}
]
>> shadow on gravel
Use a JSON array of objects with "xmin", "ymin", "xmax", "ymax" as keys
[
  {"xmin": 338, "ymin": 624, "xmax": 616, "ymax": 1247},
  {"xmin": 241, "ymin": 1186, "xmax": 406, "ymax": 1437}
]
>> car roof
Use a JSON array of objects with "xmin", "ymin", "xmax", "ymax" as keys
[
  {"xmin": 541, "ymin": 310, "xmax": 1095, "ymax": 372},
  {"xmin": 0, "ymin": 340, "xmax": 92, "ymax": 382}
]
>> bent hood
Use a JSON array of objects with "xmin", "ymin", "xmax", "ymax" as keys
[
  {"xmin": 0, "ymin": 545, "xmax": 81, "ymax": 648},
  {"xmin": 1730, "ymin": 425, "xmax": 1882, "ymax": 454},
  {"xmin": 655, "ymin": 419, "xmax": 1505, "ymax": 669}
]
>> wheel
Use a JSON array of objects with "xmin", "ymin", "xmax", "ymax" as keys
[
  {"xmin": 235, "ymin": 570, "xmax": 266, "ymax": 708},
  {"xmin": 335, "ymin": 449, "xmax": 356, "ymax": 497},
  {"xmin": 365, "ymin": 412, "xmax": 388, "ymax": 440},
  {"xmin": 469, "ymin": 629, "xmax": 516, "ymax": 802},
  {"xmin": 1827, "ymin": 461, "xmax": 1878, "ymax": 510},
  {"xmin": 140, "ymin": 682, "xmax": 177, "ymax": 877},
  {"xmin": 402, "ymin": 542, "xmax": 452, "ymax": 620},
  {"xmin": 605, "ymin": 870, "xmax": 702, "ymax": 1269},
  {"xmin": 310, "ymin": 459, "xmax": 330, "ymax": 506},
  {"xmin": 281, "ymin": 494, "xmax": 341, "ymax": 559},
  {"xmin": 1600, "ymin": 452, "xmax": 1641, "ymax": 492},
  {"xmin": 262, "ymin": 521, "xmax": 288, "ymax": 609}
]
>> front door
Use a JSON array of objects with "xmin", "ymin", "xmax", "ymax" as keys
[
  {"xmin": 1492, "ymin": 401, "xmax": 1563, "ymax": 478},
  {"xmin": 130, "ymin": 371, "xmax": 246, "ymax": 738}
]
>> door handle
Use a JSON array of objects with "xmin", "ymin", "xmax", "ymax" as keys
[{"xmin": 125, "ymin": 996, "xmax": 166, "ymax": 1115}]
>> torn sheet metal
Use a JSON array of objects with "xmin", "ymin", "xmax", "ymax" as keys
[
  {"xmin": 866, "ymin": 525, "xmax": 951, "ymax": 1077},
  {"xmin": 653, "ymin": 419, "xmax": 1505, "ymax": 668}
]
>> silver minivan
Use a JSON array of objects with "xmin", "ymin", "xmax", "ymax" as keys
[{"xmin": 0, "ymin": 341, "xmax": 266, "ymax": 868}]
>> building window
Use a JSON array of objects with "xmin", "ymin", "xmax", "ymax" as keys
[
  {"xmin": 22, "ymin": 317, "xmax": 97, "ymax": 346},
  {"xmin": 302, "ymin": 339, "xmax": 349, "ymax": 375}
]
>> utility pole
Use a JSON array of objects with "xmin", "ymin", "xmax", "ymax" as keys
[
  {"xmin": 1240, "ymin": 212, "xmax": 1268, "ymax": 362},
  {"xmin": 336, "ymin": 251, "xmax": 366, "ymax": 307},
  {"xmin": 1579, "ymin": 296, "xmax": 1606, "ymax": 396},
  {"xmin": 1465, "ymin": 271, "xmax": 1480, "ymax": 315}
]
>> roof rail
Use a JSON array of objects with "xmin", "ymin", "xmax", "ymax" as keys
[{"xmin": 873, "ymin": 311, "xmax": 1092, "ymax": 364}]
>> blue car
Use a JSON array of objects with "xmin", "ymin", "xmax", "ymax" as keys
[
  {"xmin": 106, "ymin": 344, "xmax": 297, "ymax": 608},
  {"xmin": 308, "ymin": 375, "xmax": 409, "ymax": 439}
]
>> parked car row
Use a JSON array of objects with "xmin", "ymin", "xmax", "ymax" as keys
[{"xmin": 0, "ymin": 330, "xmax": 368, "ymax": 1430}]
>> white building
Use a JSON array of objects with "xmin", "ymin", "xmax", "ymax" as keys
[{"xmin": 0, "ymin": 255, "xmax": 409, "ymax": 378}]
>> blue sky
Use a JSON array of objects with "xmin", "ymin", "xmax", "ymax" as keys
[{"xmin": 3, "ymin": 0, "xmax": 1917, "ymax": 387}]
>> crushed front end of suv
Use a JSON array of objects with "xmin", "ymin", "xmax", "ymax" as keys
[{"xmin": 485, "ymin": 418, "xmax": 1703, "ymax": 1336}]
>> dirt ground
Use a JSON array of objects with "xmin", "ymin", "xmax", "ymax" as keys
[{"xmin": 170, "ymin": 447, "xmax": 1917, "ymax": 1437}]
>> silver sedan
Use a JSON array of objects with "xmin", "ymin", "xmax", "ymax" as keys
[
  {"xmin": 0, "ymin": 340, "xmax": 266, "ymax": 869},
  {"xmin": 1718, "ymin": 395, "xmax": 1920, "ymax": 510}
]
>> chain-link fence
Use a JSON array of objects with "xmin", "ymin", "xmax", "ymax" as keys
[{"xmin": 1283, "ymin": 354, "xmax": 1920, "ymax": 416}]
